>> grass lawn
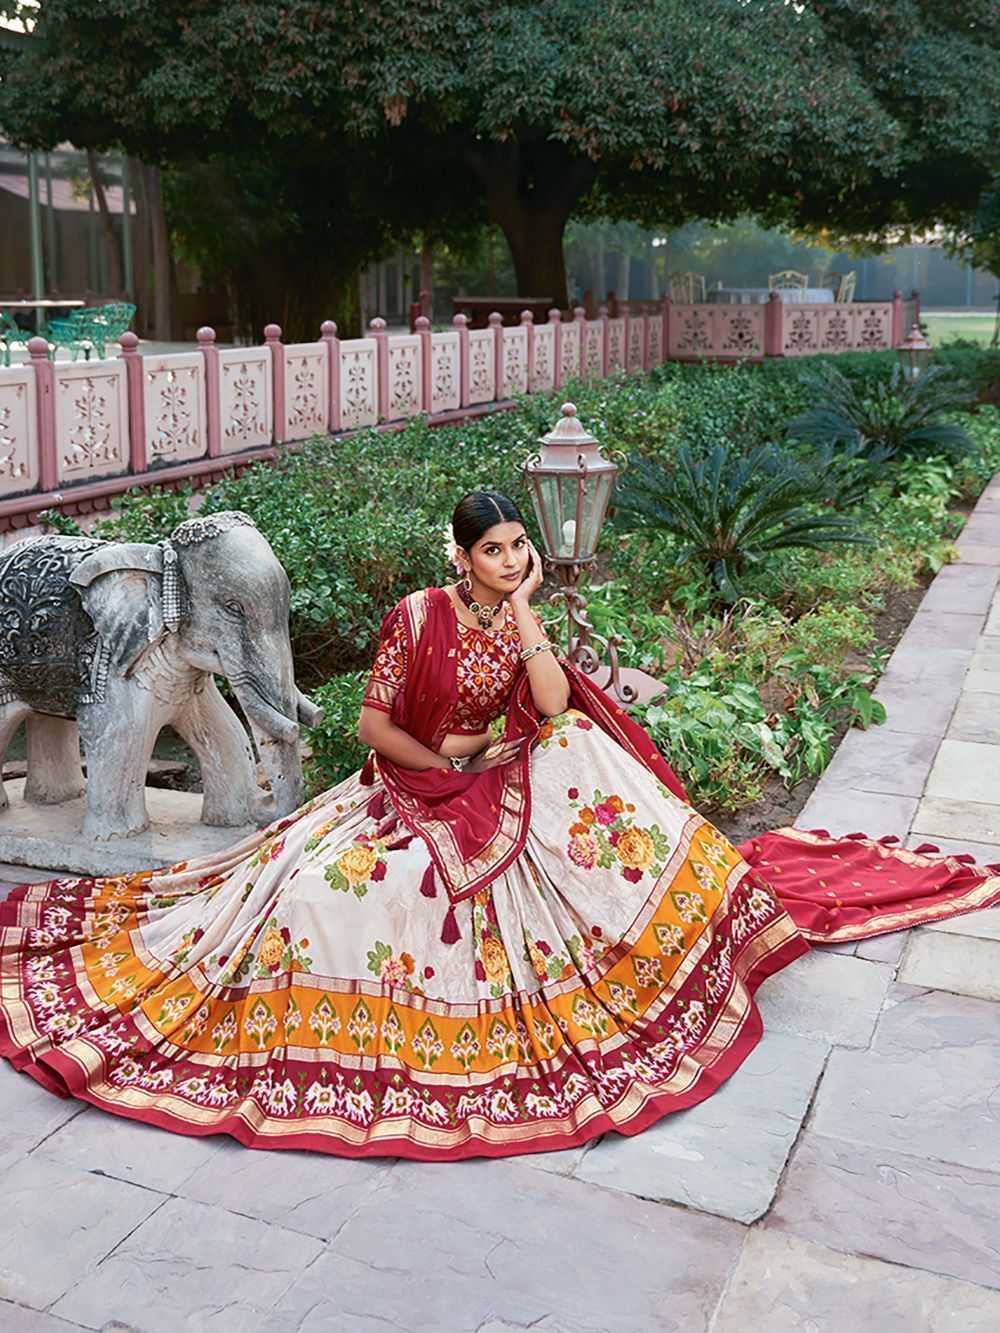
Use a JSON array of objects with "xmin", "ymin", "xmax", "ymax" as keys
[{"xmin": 923, "ymin": 313, "xmax": 997, "ymax": 347}]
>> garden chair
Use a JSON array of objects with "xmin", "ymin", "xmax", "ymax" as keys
[
  {"xmin": 47, "ymin": 308, "xmax": 100, "ymax": 360},
  {"xmin": 0, "ymin": 311, "xmax": 33, "ymax": 367},
  {"xmin": 836, "ymin": 271, "xmax": 857, "ymax": 303},
  {"xmin": 821, "ymin": 269, "xmax": 842, "ymax": 293},
  {"xmin": 87, "ymin": 301, "xmax": 136, "ymax": 356},
  {"xmin": 768, "ymin": 269, "xmax": 809, "ymax": 293},
  {"xmin": 668, "ymin": 271, "xmax": 706, "ymax": 303}
]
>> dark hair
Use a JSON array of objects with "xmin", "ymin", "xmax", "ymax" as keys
[{"xmin": 451, "ymin": 491, "xmax": 525, "ymax": 552}]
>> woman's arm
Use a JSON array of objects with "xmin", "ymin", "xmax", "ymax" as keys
[
  {"xmin": 358, "ymin": 706, "xmax": 451, "ymax": 771},
  {"xmin": 510, "ymin": 542, "xmax": 570, "ymax": 716}
]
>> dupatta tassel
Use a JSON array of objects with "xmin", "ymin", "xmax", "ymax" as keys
[
  {"xmin": 440, "ymin": 903, "xmax": 461, "ymax": 945},
  {"xmin": 912, "ymin": 842, "xmax": 941, "ymax": 855},
  {"xmin": 419, "ymin": 863, "xmax": 438, "ymax": 898},
  {"xmin": 366, "ymin": 791, "xmax": 388, "ymax": 821}
]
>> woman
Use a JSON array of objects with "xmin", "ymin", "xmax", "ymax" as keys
[{"xmin": 1, "ymin": 491, "xmax": 997, "ymax": 1160}]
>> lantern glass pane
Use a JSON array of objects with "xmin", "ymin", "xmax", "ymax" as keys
[{"xmin": 577, "ymin": 471, "xmax": 614, "ymax": 559}]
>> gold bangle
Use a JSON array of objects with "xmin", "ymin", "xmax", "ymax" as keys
[{"xmin": 521, "ymin": 640, "xmax": 554, "ymax": 663}]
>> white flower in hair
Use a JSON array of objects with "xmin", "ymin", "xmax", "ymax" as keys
[{"xmin": 442, "ymin": 523, "xmax": 464, "ymax": 574}]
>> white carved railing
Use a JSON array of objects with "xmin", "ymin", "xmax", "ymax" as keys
[{"xmin": 0, "ymin": 289, "xmax": 917, "ymax": 522}]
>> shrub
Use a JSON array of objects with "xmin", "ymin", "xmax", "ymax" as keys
[
  {"xmin": 300, "ymin": 671, "xmax": 369, "ymax": 791},
  {"xmin": 787, "ymin": 364, "xmax": 975, "ymax": 463},
  {"xmin": 611, "ymin": 444, "xmax": 869, "ymax": 602}
]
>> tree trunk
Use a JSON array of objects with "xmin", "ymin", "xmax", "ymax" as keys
[
  {"xmin": 467, "ymin": 140, "xmax": 598, "ymax": 309},
  {"xmin": 86, "ymin": 148, "xmax": 123, "ymax": 295},
  {"xmin": 145, "ymin": 165, "xmax": 172, "ymax": 340}
]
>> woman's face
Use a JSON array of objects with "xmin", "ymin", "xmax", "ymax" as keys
[{"xmin": 462, "ymin": 521, "xmax": 530, "ymax": 598}]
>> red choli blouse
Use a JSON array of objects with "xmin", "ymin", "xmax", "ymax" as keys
[{"xmin": 362, "ymin": 598, "xmax": 523, "ymax": 735}]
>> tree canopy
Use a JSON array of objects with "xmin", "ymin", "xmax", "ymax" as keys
[{"xmin": 2, "ymin": 0, "xmax": 999, "ymax": 313}]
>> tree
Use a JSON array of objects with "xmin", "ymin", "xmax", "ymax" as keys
[{"xmin": 2, "ymin": 1, "xmax": 999, "ymax": 310}]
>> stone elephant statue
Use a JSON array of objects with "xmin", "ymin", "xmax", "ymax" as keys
[{"xmin": 0, "ymin": 511, "xmax": 322, "ymax": 842}]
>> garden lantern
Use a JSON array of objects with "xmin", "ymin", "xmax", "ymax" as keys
[
  {"xmin": 897, "ymin": 323, "xmax": 933, "ymax": 383},
  {"xmin": 523, "ymin": 402, "xmax": 635, "ymax": 701},
  {"xmin": 524, "ymin": 402, "xmax": 619, "ymax": 567}
]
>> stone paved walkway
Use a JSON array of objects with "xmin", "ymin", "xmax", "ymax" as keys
[{"xmin": 2, "ymin": 490, "xmax": 1000, "ymax": 1331}]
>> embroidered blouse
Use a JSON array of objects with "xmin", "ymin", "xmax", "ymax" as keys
[{"xmin": 362, "ymin": 598, "xmax": 523, "ymax": 734}]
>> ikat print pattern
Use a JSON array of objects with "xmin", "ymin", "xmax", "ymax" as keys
[{"xmin": 0, "ymin": 709, "xmax": 802, "ymax": 1159}]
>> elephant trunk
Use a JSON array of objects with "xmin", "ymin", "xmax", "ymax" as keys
[
  {"xmin": 228, "ymin": 657, "xmax": 305, "ymax": 820},
  {"xmin": 248, "ymin": 722, "xmax": 305, "ymax": 820}
]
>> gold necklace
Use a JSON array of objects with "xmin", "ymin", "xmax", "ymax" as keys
[{"xmin": 457, "ymin": 576, "xmax": 503, "ymax": 630}]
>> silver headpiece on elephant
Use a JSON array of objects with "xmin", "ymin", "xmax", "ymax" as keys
[{"xmin": 159, "ymin": 512, "xmax": 257, "ymax": 632}]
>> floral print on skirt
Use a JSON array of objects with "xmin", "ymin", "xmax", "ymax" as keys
[{"xmin": 0, "ymin": 710, "xmax": 806, "ymax": 1159}]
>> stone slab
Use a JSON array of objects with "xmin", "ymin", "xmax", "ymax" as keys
[
  {"xmin": 853, "ymin": 931, "xmax": 906, "ymax": 964},
  {"xmin": 924, "ymin": 904, "xmax": 1000, "ymax": 941},
  {"xmin": 947, "ymin": 690, "xmax": 1000, "ymax": 746},
  {"xmin": 962, "ymin": 666, "xmax": 1000, "ymax": 695},
  {"xmin": 714, "ymin": 1228, "xmax": 1000, "ymax": 1332},
  {"xmin": 817, "ymin": 728, "xmax": 939, "ymax": 798},
  {"xmin": 267, "ymin": 1158, "xmax": 743, "ymax": 1333},
  {"xmin": 767, "ymin": 1133, "xmax": 1000, "ymax": 1290},
  {"xmin": 518, "ymin": 1141, "xmax": 593, "ymax": 1177},
  {"xmin": 0, "ymin": 1154, "xmax": 165, "ymax": 1309},
  {"xmin": 0, "ymin": 779, "xmax": 257, "ymax": 876},
  {"xmin": 811, "ymin": 997, "xmax": 1000, "ymax": 1172},
  {"xmin": 875, "ymin": 981, "xmax": 999, "ymax": 1054},
  {"xmin": 795, "ymin": 789, "xmax": 917, "ymax": 842},
  {"xmin": 906, "ymin": 831, "xmax": 1000, "ymax": 862},
  {"xmin": 899, "ymin": 929, "xmax": 1000, "ymax": 1000},
  {"xmin": 753, "ymin": 951, "xmax": 893, "ymax": 1048},
  {"xmin": 925, "ymin": 737, "xmax": 1000, "ymax": 803},
  {"xmin": 870, "ymin": 677, "xmax": 958, "ymax": 737},
  {"xmin": 918, "ymin": 564, "xmax": 999, "ymax": 614},
  {"xmin": 0, "ymin": 1304, "xmax": 86, "ymax": 1331},
  {"xmin": 51, "ymin": 1195, "xmax": 323, "ymax": 1332},
  {"xmin": 36, "ymin": 1106, "xmax": 224, "ymax": 1195},
  {"xmin": 876, "ymin": 644, "xmax": 972, "ymax": 689},
  {"xmin": 895, "ymin": 610, "xmax": 984, "ymax": 651},
  {"xmin": 0, "ymin": 1060, "xmax": 89, "ymax": 1174},
  {"xmin": 911, "ymin": 795, "xmax": 1000, "ymax": 846},
  {"xmin": 954, "ymin": 541, "xmax": 1000, "ymax": 564},
  {"xmin": 573, "ymin": 1031, "xmax": 828, "ymax": 1223},
  {"xmin": 175, "ymin": 1138, "xmax": 391, "ymax": 1241}
]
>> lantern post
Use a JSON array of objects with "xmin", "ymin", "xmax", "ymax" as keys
[
  {"xmin": 897, "ymin": 323, "xmax": 933, "ymax": 383},
  {"xmin": 523, "ymin": 402, "xmax": 635, "ymax": 702}
]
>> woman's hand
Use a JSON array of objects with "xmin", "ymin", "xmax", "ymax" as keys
[
  {"xmin": 464, "ymin": 738, "xmax": 528, "ymax": 773},
  {"xmin": 509, "ymin": 539, "xmax": 544, "ymax": 608}
]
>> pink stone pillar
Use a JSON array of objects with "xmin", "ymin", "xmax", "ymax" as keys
[
  {"xmin": 416, "ymin": 315, "xmax": 433, "ymax": 412},
  {"xmin": 598, "ymin": 303, "xmax": 610, "ymax": 377},
  {"xmin": 29, "ymin": 336, "xmax": 57, "ymax": 492},
  {"xmin": 520, "ymin": 309, "xmax": 534, "ymax": 392},
  {"xmin": 321, "ymin": 320, "xmax": 340, "ymax": 432},
  {"xmin": 890, "ymin": 290, "xmax": 903, "ymax": 346},
  {"xmin": 454, "ymin": 312, "xmax": 471, "ymax": 407},
  {"xmin": 118, "ymin": 331, "xmax": 147, "ymax": 472},
  {"xmin": 549, "ymin": 308, "xmax": 563, "ymax": 389},
  {"xmin": 370, "ymin": 316, "xmax": 389, "ymax": 420},
  {"xmin": 489, "ymin": 310, "xmax": 504, "ymax": 400},
  {"xmin": 574, "ymin": 306, "xmax": 587, "ymax": 379},
  {"xmin": 197, "ymin": 326, "xmax": 222, "ymax": 457},
  {"xmin": 264, "ymin": 323, "xmax": 285, "ymax": 443},
  {"xmin": 764, "ymin": 292, "xmax": 783, "ymax": 357}
]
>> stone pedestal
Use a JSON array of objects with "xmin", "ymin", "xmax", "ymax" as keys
[{"xmin": 0, "ymin": 779, "xmax": 257, "ymax": 877}]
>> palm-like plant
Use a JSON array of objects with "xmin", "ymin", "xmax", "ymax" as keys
[
  {"xmin": 612, "ymin": 444, "xmax": 870, "ymax": 602},
  {"xmin": 786, "ymin": 363, "xmax": 974, "ymax": 461}
]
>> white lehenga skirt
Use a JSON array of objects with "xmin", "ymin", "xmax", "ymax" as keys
[{"xmin": 0, "ymin": 709, "xmax": 804, "ymax": 1159}]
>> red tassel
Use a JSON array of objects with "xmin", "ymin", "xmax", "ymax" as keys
[
  {"xmin": 441, "ymin": 904, "xmax": 461, "ymax": 944},
  {"xmin": 810, "ymin": 829, "xmax": 831, "ymax": 838},
  {"xmin": 845, "ymin": 832, "xmax": 868, "ymax": 841},
  {"xmin": 954, "ymin": 853, "xmax": 976, "ymax": 864},
  {"xmin": 878, "ymin": 835, "xmax": 900, "ymax": 846},
  {"xmin": 367, "ymin": 791, "xmax": 387, "ymax": 821},
  {"xmin": 375, "ymin": 815, "xmax": 399, "ymax": 840},
  {"xmin": 419, "ymin": 863, "xmax": 437, "ymax": 898},
  {"xmin": 912, "ymin": 843, "xmax": 941, "ymax": 855},
  {"xmin": 388, "ymin": 832, "xmax": 416, "ymax": 852}
]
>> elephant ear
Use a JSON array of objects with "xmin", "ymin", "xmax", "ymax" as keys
[{"xmin": 69, "ymin": 542, "xmax": 176, "ymax": 675}]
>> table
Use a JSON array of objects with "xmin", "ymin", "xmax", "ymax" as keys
[
  {"xmin": 451, "ymin": 296, "xmax": 554, "ymax": 328},
  {"xmin": 706, "ymin": 287, "xmax": 835, "ymax": 305},
  {"xmin": 0, "ymin": 298, "xmax": 86, "ymax": 334}
]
